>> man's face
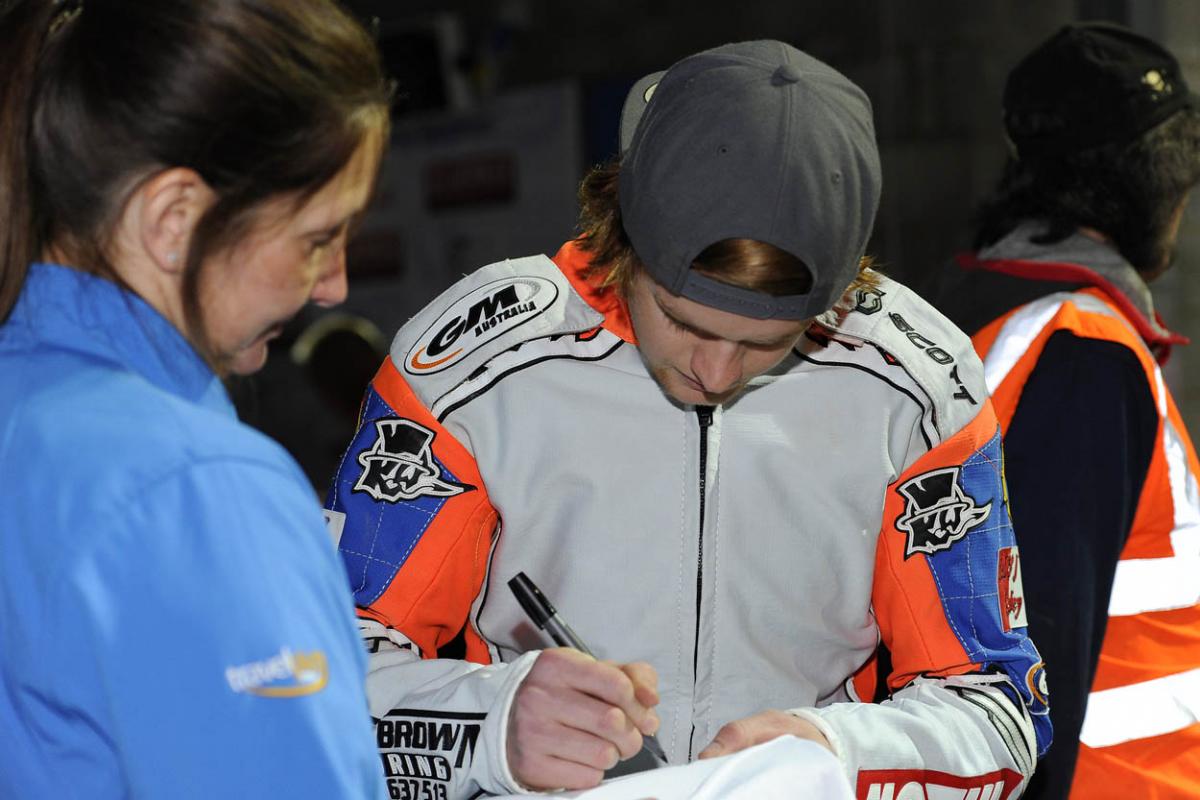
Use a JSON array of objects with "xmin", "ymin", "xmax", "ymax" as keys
[{"xmin": 625, "ymin": 268, "xmax": 813, "ymax": 406}]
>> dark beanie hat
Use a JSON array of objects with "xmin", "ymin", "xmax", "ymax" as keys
[{"xmin": 1004, "ymin": 22, "xmax": 1198, "ymax": 159}]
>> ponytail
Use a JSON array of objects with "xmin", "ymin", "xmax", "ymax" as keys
[
  {"xmin": 0, "ymin": 0, "xmax": 390, "ymax": 342},
  {"xmin": 0, "ymin": 0, "xmax": 55, "ymax": 324}
]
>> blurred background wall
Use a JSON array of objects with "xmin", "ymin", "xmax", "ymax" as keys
[{"xmin": 233, "ymin": 0, "xmax": 1200, "ymax": 492}]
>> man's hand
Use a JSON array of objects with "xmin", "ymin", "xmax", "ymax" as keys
[
  {"xmin": 697, "ymin": 709, "xmax": 832, "ymax": 759},
  {"xmin": 507, "ymin": 648, "xmax": 660, "ymax": 791}
]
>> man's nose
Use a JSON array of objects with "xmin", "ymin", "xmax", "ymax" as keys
[{"xmin": 691, "ymin": 339, "xmax": 742, "ymax": 394}]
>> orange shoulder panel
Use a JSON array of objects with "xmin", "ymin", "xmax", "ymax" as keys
[
  {"xmin": 368, "ymin": 358, "xmax": 499, "ymax": 663},
  {"xmin": 873, "ymin": 403, "xmax": 1006, "ymax": 688}
]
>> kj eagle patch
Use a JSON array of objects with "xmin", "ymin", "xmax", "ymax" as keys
[
  {"xmin": 895, "ymin": 466, "xmax": 991, "ymax": 558},
  {"xmin": 353, "ymin": 418, "xmax": 472, "ymax": 503}
]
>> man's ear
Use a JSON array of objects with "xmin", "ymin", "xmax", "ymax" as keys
[{"xmin": 135, "ymin": 168, "xmax": 215, "ymax": 274}]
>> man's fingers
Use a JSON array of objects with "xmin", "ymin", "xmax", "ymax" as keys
[
  {"xmin": 508, "ymin": 698, "xmax": 639, "ymax": 789},
  {"xmin": 518, "ymin": 720, "xmax": 621, "ymax": 771},
  {"xmin": 509, "ymin": 745, "xmax": 606, "ymax": 792},
  {"xmin": 508, "ymin": 650, "xmax": 660, "ymax": 788},
  {"xmin": 509, "ymin": 690, "xmax": 618, "ymax": 789},
  {"xmin": 698, "ymin": 717, "xmax": 753, "ymax": 759},
  {"xmin": 543, "ymin": 650, "xmax": 659, "ymax": 737},
  {"xmin": 529, "ymin": 688, "xmax": 644, "ymax": 759},
  {"xmin": 619, "ymin": 661, "xmax": 661, "ymax": 714},
  {"xmin": 697, "ymin": 710, "xmax": 833, "ymax": 759}
]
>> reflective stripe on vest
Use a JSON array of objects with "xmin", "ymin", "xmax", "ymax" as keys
[
  {"xmin": 981, "ymin": 295, "xmax": 1079, "ymax": 395},
  {"xmin": 1079, "ymin": 666, "xmax": 1200, "ymax": 748},
  {"xmin": 1110, "ymin": 413, "xmax": 1200, "ymax": 617},
  {"xmin": 979, "ymin": 290, "xmax": 1200, "ymax": 751}
]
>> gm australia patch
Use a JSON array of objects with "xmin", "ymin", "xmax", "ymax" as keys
[
  {"xmin": 354, "ymin": 419, "xmax": 473, "ymax": 503},
  {"xmin": 895, "ymin": 466, "xmax": 991, "ymax": 558},
  {"xmin": 405, "ymin": 276, "xmax": 558, "ymax": 374}
]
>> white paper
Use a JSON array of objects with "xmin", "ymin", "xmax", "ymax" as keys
[{"xmin": 491, "ymin": 736, "xmax": 855, "ymax": 799}]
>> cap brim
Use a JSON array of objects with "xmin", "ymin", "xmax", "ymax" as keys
[{"xmin": 619, "ymin": 71, "xmax": 666, "ymax": 154}]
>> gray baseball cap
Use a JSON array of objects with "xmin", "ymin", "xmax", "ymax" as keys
[{"xmin": 618, "ymin": 40, "xmax": 881, "ymax": 320}]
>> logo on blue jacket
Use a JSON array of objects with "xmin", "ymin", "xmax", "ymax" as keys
[{"xmin": 225, "ymin": 648, "xmax": 328, "ymax": 698}]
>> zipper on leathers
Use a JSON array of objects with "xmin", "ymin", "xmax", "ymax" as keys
[{"xmin": 687, "ymin": 406, "xmax": 714, "ymax": 760}]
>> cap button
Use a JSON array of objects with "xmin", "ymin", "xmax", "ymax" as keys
[{"xmin": 773, "ymin": 64, "xmax": 802, "ymax": 85}]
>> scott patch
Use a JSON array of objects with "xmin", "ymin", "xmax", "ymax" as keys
[
  {"xmin": 405, "ymin": 276, "xmax": 558, "ymax": 374},
  {"xmin": 887, "ymin": 312, "xmax": 977, "ymax": 404},
  {"xmin": 353, "ymin": 419, "xmax": 472, "ymax": 503},
  {"xmin": 895, "ymin": 466, "xmax": 991, "ymax": 558}
]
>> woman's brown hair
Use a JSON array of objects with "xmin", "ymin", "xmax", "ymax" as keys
[{"xmin": 0, "ymin": 0, "xmax": 392, "ymax": 342}]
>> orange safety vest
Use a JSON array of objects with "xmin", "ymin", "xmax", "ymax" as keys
[{"xmin": 975, "ymin": 285, "xmax": 1200, "ymax": 798}]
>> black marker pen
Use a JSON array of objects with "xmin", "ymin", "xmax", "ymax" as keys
[{"xmin": 508, "ymin": 572, "xmax": 668, "ymax": 769}]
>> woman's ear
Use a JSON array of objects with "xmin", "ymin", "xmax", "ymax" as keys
[{"xmin": 134, "ymin": 168, "xmax": 215, "ymax": 274}]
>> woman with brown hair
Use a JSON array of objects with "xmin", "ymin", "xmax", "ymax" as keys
[{"xmin": 0, "ymin": 1, "xmax": 392, "ymax": 796}]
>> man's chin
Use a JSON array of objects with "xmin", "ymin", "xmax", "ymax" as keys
[{"xmin": 653, "ymin": 368, "xmax": 743, "ymax": 407}]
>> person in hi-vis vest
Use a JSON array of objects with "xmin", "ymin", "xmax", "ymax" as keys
[{"xmin": 923, "ymin": 22, "xmax": 1200, "ymax": 800}]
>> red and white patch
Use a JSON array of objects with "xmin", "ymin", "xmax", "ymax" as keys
[
  {"xmin": 996, "ymin": 545, "xmax": 1028, "ymax": 632},
  {"xmin": 857, "ymin": 768, "xmax": 1022, "ymax": 800}
]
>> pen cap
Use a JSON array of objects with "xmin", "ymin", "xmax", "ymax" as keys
[{"xmin": 508, "ymin": 572, "xmax": 555, "ymax": 629}]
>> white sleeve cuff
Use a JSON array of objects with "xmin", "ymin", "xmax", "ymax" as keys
[{"xmin": 785, "ymin": 706, "xmax": 848, "ymax": 773}]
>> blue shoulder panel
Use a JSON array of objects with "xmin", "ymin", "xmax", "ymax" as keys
[
  {"xmin": 326, "ymin": 387, "xmax": 474, "ymax": 607},
  {"xmin": 924, "ymin": 429, "xmax": 1052, "ymax": 755}
]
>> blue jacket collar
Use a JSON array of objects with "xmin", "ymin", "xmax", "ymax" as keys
[{"xmin": 6, "ymin": 264, "xmax": 230, "ymax": 411}]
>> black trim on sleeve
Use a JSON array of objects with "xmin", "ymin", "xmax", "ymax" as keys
[
  {"xmin": 381, "ymin": 709, "xmax": 489, "ymax": 721},
  {"xmin": 947, "ymin": 684, "xmax": 1035, "ymax": 778},
  {"xmin": 436, "ymin": 340, "xmax": 625, "ymax": 423},
  {"xmin": 796, "ymin": 350, "xmax": 936, "ymax": 451}
]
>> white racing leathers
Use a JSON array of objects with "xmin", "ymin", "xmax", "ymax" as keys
[{"xmin": 325, "ymin": 243, "xmax": 1052, "ymax": 800}]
